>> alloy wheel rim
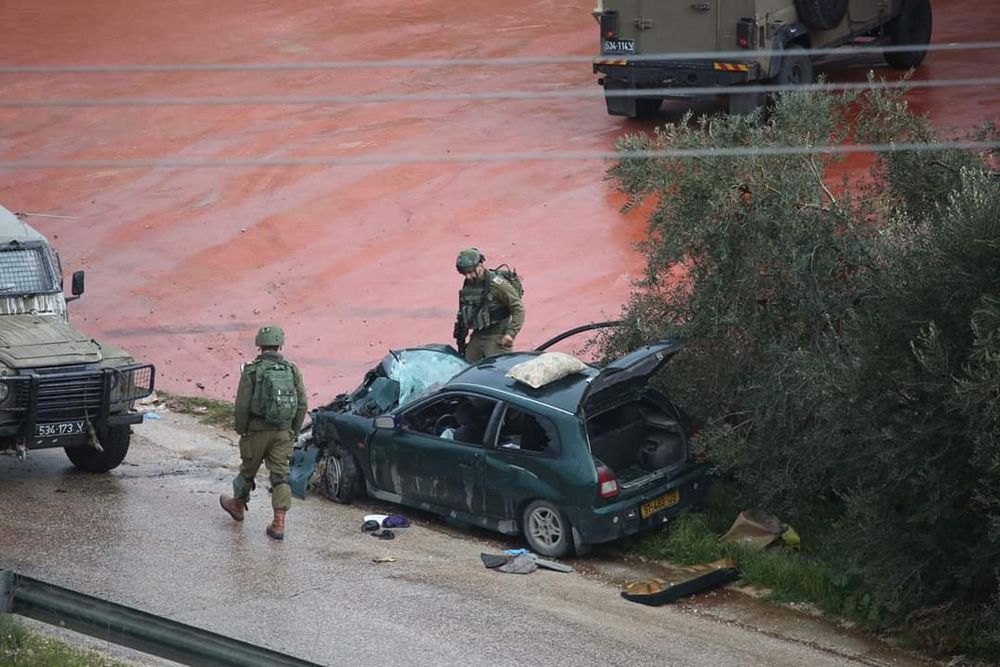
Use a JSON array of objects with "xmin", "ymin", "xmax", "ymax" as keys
[
  {"xmin": 529, "ymin": 507, "xmax": 563, "ymax": 547},
  {"xmin": 326, "ymin": 456, "xmax": 342, "ymax": 495}
]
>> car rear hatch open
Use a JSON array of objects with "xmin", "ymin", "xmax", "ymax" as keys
[{"xmin": 581, "ymin": 341, "xmax": 689, "ymax": 496}]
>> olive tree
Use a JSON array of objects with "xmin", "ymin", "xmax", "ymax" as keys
[{"xmin": 604, "ymin": 87, "xmax": 1000, "ymax": 652}]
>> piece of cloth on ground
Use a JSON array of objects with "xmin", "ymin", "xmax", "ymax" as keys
[
  {"xmin": 499, "ymin": 553, "xmax": 537, "ymax": 574},
  {"xmin": 382, "ymin": 514, "xmax": 410, "ymax": 528}
]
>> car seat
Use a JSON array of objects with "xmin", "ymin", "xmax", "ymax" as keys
[{"xmin": 453, "ymin": 401, "xmax": 486, "ymax": 444}]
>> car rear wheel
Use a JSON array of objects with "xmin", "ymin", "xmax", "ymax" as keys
[
  {"xmin": 64, "ymin": 425, "xmax": 130, "ymax": 472},
  {"xmin": 522, "ymin": 500, "xmax": 572, "ymax": 558},
  {"xmin": 320, "ymin": 444, "xmax": 361, "ymax": 504},
  {"xmin": 883, "ymin": 0, "xmax": 932, "ymax": 69}
]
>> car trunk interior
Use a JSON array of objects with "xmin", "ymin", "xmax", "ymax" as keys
[{"xmin": 587, "ymin": 398, "xmax": 688, "ymax": 490}]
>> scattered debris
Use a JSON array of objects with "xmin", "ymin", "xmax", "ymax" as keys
[
  {"xmin": 370, "ymin": 529, "xmax": 395, "ymax": 540},
  {"xmin": 499, "ymin": 553, "xmax": 537, "ymax": 574},
  {"xmin": 191, "ymin": 406, "xmax": 209, "ymax": 414},
  {"xmin": 721, "ymin": 511, "xmax": 799, "ymax": 550},
  {"xmin": 480, "ymin": 552, "xmax": 574, "ymax": 574},
  {"xmin": 361, "ymin": 520, "xmax": 381, "ymax": 533},
  {"xmin": 382, "ymin": 514, "xmax": 410, "ymax": 529},
  {"xmin": 621, "ymin": 559, "xmax": 740, "ymax": 606},
  {"xmin": 143, "ymin": 412, "xmax": 162, "ymax": 420},
  {"xmin": 373, "ymin": 557, "xmax": 397, "ymax": 564}
]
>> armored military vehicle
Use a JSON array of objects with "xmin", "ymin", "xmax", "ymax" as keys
[
  {"xmin": 593, "ymin": 0, "xmax": 932, "ymax": 117},
  {"xmin": 0, "ymin": 205, "xmax": 154, "ymax": 472}
]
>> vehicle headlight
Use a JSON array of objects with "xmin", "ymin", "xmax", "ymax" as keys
[{"xmin": 109, "ymin": 371, "xmax": 124, "ymax": 403}]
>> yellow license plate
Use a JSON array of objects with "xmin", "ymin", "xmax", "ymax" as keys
[{"xmin": 640, "ymin": 490, "xmax": 680, "ymax": 519}]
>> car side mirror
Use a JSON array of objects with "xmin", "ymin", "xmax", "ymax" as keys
[
  {"xmin": 71, "ymin": 270, "xmax": 85, "ymax": 296},
  {"xmin": 373, "ymin": 415, "xmax": 397, "ymax": 430}
]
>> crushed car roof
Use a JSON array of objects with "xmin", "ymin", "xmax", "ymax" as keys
[{"xmin": 447, "ymin": 352, "xmax": 599, "ymax": 413}]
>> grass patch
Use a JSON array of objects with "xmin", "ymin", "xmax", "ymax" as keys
[
  {"xmin": 619, "ymin": 484, "xmax": 885, "ymax": 628},
  {"xmin": 0, "ymin": 614, "xmax": 129, "ymax": 666},
  {"xmin": 155, "ymin": 391, "xmax": 235, "ymax": 429}
]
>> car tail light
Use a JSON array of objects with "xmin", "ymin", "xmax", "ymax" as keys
[
  {"xmin": 596, "ymin": 462, "xmax": 620, "ymax": 500},
  {"xmin": 736, "ymin": 18, "xmax": 756, "ymax": 49},
  {"xmin": 600, "ymin": 11, "xmax": 619, "ymax": 40}
]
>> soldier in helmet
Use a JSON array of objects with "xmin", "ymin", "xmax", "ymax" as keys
[
  {"xmin": 220, "ymin": 325, "xmax": 307, "ymax": 540},
  {"xmin": 453, "ymin": 248, "xmax": 525, "ymax": 362}
]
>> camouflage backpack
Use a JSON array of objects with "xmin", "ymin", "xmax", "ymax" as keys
[
  {"xmin": 250, "ymin": 360, "xmax": 298, "ymax": 426},
  {"xmin": 491, "ymin": 264, "xmax": 524, "ymax": 297}
]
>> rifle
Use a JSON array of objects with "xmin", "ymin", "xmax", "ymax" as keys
[{"xmin": 453, "ymin": 314, "xmax": 468, "ymax": 357}]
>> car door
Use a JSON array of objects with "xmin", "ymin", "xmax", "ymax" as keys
[
  {"xmin": 482, "ymin": 402, "xmax": 564, "ymax": 521},
  {"xmin": 371, "ymin": 391, "xmax": 498, "ymax": 513}
]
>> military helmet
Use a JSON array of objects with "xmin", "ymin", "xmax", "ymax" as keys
[
  {"xmin": 456, "ymin": 248, "xmax": 484, "ymax": 273},
  {"xmin": 255, "ymin": 325, "xmax": 285, "ymax": 347}
]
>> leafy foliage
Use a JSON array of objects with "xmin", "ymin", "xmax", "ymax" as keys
[{"xmin": 604, "ymin": 87, "xmax": 1000, "ymax": 657}]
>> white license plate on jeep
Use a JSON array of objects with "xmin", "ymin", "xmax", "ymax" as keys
[
  {"xmin": 36, "ymin": 421, "xmax": 86, "ymax": 438},
  {"xmin": 603, "ymin": 39, "xmax": 635, "ymax": 54}
]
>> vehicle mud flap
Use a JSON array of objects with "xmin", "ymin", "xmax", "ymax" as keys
[
  {"xmin": 621, "ymin": 559, "xmax": 740, "ymax": 606},
  {"xmin": 602, "ymin": 79, "xmax": 639, "ymax": 118},
  {"xmin": 288, "ymin": 445, "xmax": 321, "ymax": 500}
]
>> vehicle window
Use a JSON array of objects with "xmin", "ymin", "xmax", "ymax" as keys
[
  {"xmin": 496, "ymin": 406, "xmax": 559, "ymax": 456},
  {"xmin": 0, "ymin": 245, "xmax": 59, "ymax": 295},
  {"xmin": 401, "ymin": 394, "xmax": 496, "ymax": 446}
]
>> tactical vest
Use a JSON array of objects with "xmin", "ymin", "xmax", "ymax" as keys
[{"xmin": 458, "ymin": 272, "xmax": 511, "ymax": 332}]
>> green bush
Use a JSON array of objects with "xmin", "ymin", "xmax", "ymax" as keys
[{"xmin": 604, "ymin": 86, "xmax": 1000, "ymax": 657}]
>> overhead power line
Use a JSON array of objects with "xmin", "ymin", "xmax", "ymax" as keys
[
  {"xmin": 1, "ymin": 140, "xmax": 996, "ymax": 171},
  {"xmin": 1, "ymin": 76, "xmax": 996, "ymax": 108},
  {"xmin": 0, "ymin": 41, "xmax": 997, "ymax": 75}
]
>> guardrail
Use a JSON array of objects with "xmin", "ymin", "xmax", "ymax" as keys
[{"xmin": 0, "ymin": 570, "xmax": 323, "ymax": 667}]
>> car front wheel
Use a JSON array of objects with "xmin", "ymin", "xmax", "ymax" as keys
[
  {"xmin": 320, "ymin": 444, "xmax": 361, "ymax": 504},
  {"xmin": 522, "ymin": 500, "xmax": 572, "ymax": 558}
]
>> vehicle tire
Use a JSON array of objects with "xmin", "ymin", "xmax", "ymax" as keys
[
  {"xmin": 522, "ymin": 500, "xmax": 572, "ymax": 558},
  {"xmin": 64, "ymin": 425, "xmax": 130, "ymax": 472},
  {"xmin": 883, "ymin": 0, "xmax": 932, "ymax": 69},
  {"xmin": 320, "ymin": 444, "xmax": 361, "ymax": 504},
  {"xmin": 772, "ymin": 45, "xmax": 814, "ymax": 89},
  {"xmin": 794, "ymin": 0, "xmax": 848, "ymax": 31}
]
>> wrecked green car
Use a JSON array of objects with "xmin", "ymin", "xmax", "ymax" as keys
[{"xmin": 308, "ymin": 339, "xmax": 709, "ymax": 558}]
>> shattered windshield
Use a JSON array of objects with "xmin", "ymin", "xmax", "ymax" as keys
[
  {"xmin": 386, "ymin": 348, "xmax": 469, "ymax": 407},
  {"xmin": 0, "ymin": 243, "xmax": 60, "ymax": 295}
]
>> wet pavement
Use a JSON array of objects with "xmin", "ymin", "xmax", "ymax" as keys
[
  {"xmin": 0, "ymin": 413, "xmax": 935, "ymax": 666},
  {"xmin": 1, "ymin": 0, "xmax": 997, "ymax": 402}
]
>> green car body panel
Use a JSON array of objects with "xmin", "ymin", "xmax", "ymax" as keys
[{"xmin": 311, "ymin": 342, "xmax": 710, "ymax": 555}]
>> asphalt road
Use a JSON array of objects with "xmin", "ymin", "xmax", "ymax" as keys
[{"xmin": 0, "ymin": 414, "xmax": 933, "ymax": 667}]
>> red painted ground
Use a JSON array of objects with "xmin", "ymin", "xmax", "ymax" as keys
[{"xmin": 0, "ymin": 0, "xmax": 996, "ymax": 401}]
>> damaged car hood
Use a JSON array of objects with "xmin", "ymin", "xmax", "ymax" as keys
[{"xmin": 340, "ymin": 345, "xmax": 469, "ymax": 416}]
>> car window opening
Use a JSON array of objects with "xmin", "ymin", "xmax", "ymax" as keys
[
  {"xmin": 586, "ymin": 398, "xmax": 688, "ymax": 488},
  {"xmin": 403, "ymin": 394, "xmax": 496, "ymax": 445},
  {"xmin": 497, "ymin": 406, "xmax": 558, "ymax": 454}
]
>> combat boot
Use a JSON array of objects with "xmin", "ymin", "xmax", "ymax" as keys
[
  {"xmin": 219, "ymin": 494, "xmax": 246, "ymax": 522},
  {"xmin": 266, "ymin": 509, "xmax": 287, "ymax": 541}
]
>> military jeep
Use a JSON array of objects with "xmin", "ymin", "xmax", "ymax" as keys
[
  {"xmin": 592, "ymin": 0, "xmax": 933, "ymax": 117},
  {"xmin": 0, "ymin": 205, "xmax": 154, "ymax": 472}
]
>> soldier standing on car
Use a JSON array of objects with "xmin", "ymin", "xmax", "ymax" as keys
[
  {"xmin": 220, "ymin": 325, "xmax": 307, "ymax": 540},
  {"xmin": 453, "ymin": 248, "xmax": 525, "ymax": 362}
]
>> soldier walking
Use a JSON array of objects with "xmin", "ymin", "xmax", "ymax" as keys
[
  {"xmin": 453, "ymin": 248, "xmax": 525, "ymax": 362},
  {"xmin": 220, "ymin": 325, "xmax": 307, "ymax": 540}
]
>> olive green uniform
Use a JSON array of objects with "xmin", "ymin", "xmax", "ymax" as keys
[
  {"xmin": 231, "ymin": 351, "xmax": 307, "ymax": 511},
  {"xmin": 458, "ymin": 272, "xmax": 526, "ymax": 362}
]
